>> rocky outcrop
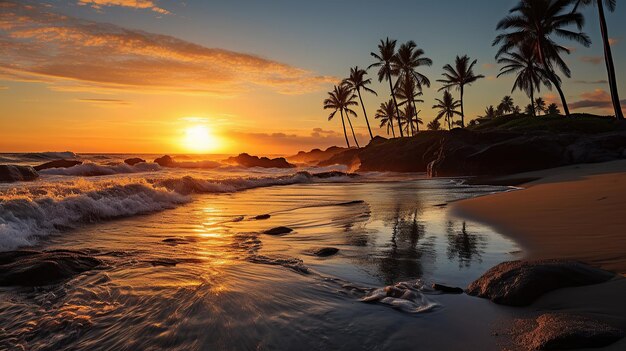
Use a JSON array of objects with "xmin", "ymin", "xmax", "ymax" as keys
[
  {"xmin": 0, "ymin": 165, "xmax": 39, "ymax": 182},
  {"xmin": 466, "ymin": 260, "xmax": 615, "ymax": 306},
  {"xmin": 288, "ymin": 146, "xmax": 349, "ymax": 165},
  {"xmin": 154, "ymin": 155, "xmax": 175, "ymax": 167},
  {"xmin": 0, "ymin": 250, "xmax": 104, "ymax": 287},
  {"xmin": 226, "ymin": 153, "xmax": 295, "ymax": 169},
  {"xmin": 320, "ymin": 129, "xmax": 626, "ymax": 177},
  {"xmin": 515, "ymin": 313, "xmax": 624, "ymax": 350},
  {"xmin": 124, "ymin": 157, "xmax": 146, "ymax": 166},
  {"xmin": 33, "ymin": 159, "xmax": 82, "ymax": 171}
]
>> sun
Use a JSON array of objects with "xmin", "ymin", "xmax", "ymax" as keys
[{"xmin": 182, "ymin": 125, "xmax": 219, "ymax": 153}]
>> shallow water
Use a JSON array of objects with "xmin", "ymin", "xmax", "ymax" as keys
[{"xmin": 0, "ymin": 154, "xmax": 520, "ymax": 350}]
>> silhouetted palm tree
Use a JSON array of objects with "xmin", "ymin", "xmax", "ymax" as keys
[
  {"xmin": 512, "ymin": 105, "xmax": 522, "ymax": 115},
  {"xmin": 497, "ymin": 43, "xmax": 553, "ymax": 117},
  {"xmin": 498, "ymin": 96, "xmax": 515, "ymax": 115},
  {"xmin": 481, "ymin": 105, "xmax": 498, "ymax": 119},
  {"xmin": 546, "ymin": 103, "xmax": 561, "ymax": 115},
  {"xmin": 375, "ymin": 99, "xmax": 397, "ymax": 137},
  {"xmin": 433, "ymin": 91, "xmax": 462, "ymax": 130},
  {"xmin": 573, "ymin": 0, "xmax": 623, "ymax": 119},
  {"xmin": 370, "ymin": 38, "xmax": 404, "ymax": 137},
  {"xmin": 343, "ymin": 66, "xmax": 378, "ymax": 139},
  {"xmin": 400, "ymin": 104, "xmax": 423, "ymax": 135},
  {"xmin": 437, "ymin": 55, "xmax": 484, "ymax": 128},
  {"xmin": 525, "ymin": 104, "xmax": 535, "ymax": 115},
  {"xmin": 395, "ymin": 74, "xmax": 424, "ymax": 135},
  {"xmin": 324, "ymin": 84, "xmax": 359, "ymax": 148},
  {"xmin": 494, "ymin": 0, "xmax": 591, "ymax": 116},
  {"xmin": 535, "ymin": 97, "xmax": 547, "ymax": 115},
  {"xmin": 427, "ymin": 119, "xmax": 442, "ymax": 131}
]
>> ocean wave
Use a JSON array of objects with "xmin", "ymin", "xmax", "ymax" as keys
[
  {"xmin": 0, "ymin": 171, "xmax": 356, "ymax": 251},
  {"xmin": 20, "ymin": 151, "xmax": 78, "ymax": 160},
  {"xmin": 40, "ymin": 162, "xmax": 162, "ymax": 177}
]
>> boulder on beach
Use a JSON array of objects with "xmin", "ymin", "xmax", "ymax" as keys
[
  {"xmin": 0, "ymin": 165, "xmax": 39, "ymax": 182},
  {"xmin": 0, "ymin": 250, "xmax": 104, "ymax": 287},
  {"xmin": 33, "ymin": 159, "xmax": 82, "ymax": 171},
  {"xmin": 466, "ymin": 260, "xmax": 615, "ymax": 306},
  {"xmin": 263, "ymin": 226, "xmax": 293, "ymax": 235},
  {"xmin": 432, "ymin": 283, "xmax": 464, "ymax": 294},
  {"xmin": 226, "ymin": 153, "xmax": 296, "ymax": 169},
  {"xmin": 515, "ymin": 313, "xmax": 624, "ymax": 350},
  {"xmin": 124, "ymin": 157, "xmax": 146, "ymax": 166}
]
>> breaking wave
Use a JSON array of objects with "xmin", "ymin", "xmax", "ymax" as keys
[
  {"xmin": 0, "ymin": 171, "xmax": 355, "ymax": 251},
  {"xmin": 40, "ymin": 162, "xmax": 162, "ymax": 176}
]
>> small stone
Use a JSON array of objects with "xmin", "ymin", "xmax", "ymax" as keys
[
  {"xmin": 432, "ymin": 283, "xmax": 464, "ymax": 294},
  {"xmin": 263, "ymin": 226, "xmax": 293, "ymax": 235},
  {"xmin": 313, "ymin": 247, "xmax": 339, "ymax": 257},
  {"xmin": 253, "ymin": 214, "xmax": 271, "ymax": 220}
]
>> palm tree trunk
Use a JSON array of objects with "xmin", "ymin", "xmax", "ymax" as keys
[
  {"xmin": 345, "ymin": 111, "xmax": 360, "ymax": 148},
  {"xmin": 389, "ymin": 117, "xmax": 396, "ymax": 138},
  {"xmin": 387, "ymin": 72, "xmax": 404, "ymax": 137},
  {"xmin": 340, "ymin": 110, "xmax": 351, "ymax": 148},
  {"xmin": 413, "ymin": 99, "xmax": 420, "ymax": 132},
  {"xmin": 356, "ymin": 90, "xmax": 374, "ymax": 139},
  {"xmin": 597, "ymin": 0, "xmax": 624, "ymax": 119},
  {"xmin": 538, "ymin": 52, "xmax": 570, "ymax": 116},
  {"xmin": 530, "ymin": 89, "xmax": 536, "ymax": 117},
  {"xmin": 459, "ymin": 86, "xmax": 465, "ymax": 128}
]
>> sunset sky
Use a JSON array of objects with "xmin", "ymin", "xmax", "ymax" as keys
[{"xmin": 1, "ymin": 0, "xmax": 625, "ymax": 154}]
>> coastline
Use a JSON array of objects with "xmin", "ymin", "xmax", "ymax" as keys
[{"xmin": 452, "ymin": 160, "xmax": 626, "ymax": 349}]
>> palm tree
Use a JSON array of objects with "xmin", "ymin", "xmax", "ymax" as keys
[
  {"xmin": 400, "ymin": 104, "xmax": 423, "ymax": 135},
  {"xmin": 494, "ymin": 0, "xmax": 591, "ymax": 116},
  {"xmin": 481, "ymin": 105, "xmax": 498, "ymax": 119},
  {"xmin": 498, "ymin": 96, "xmax": 515, "ymax": 115},
  {"xmin": 573, "ymin": 0, "xmax": 623, "ymax": 119},
  {"xmin": 512, "ymin": 105, "xmax": 522, "ymax": 115},
  {"xmin": 427, "ymin": 119, "xmax": 442, "ymax": 131},
  {"xmin": 375, "ymin": 99, "xmax": 397, "ymax": 137},
  {"xmin": 497, "ymin": 43, "xmax": 553, "ymax": 117},
  {"xmin": 433, "ymin": 91, "xmax": 462, "ymax": 130},
  {"xmin": 535, "ymin": 97, "xmax": 547, "ymax": 115},
  {"xmin": 324, "ymin": 84, "xmax": 359, "ymax": 148},
  {"xmin": 437, "ymin": 55, "xmax": 484, "ymax": 128},
  {"xmin": 525, "ymin": 104, "xmax": 535, "ymax": 115},
  {"xmin": 370, "ymin": 38, "xmax": 404, "ymax": 137},
  {"xmin": 546, "ymin": 103, "xmax": 561, "ymax": 115},
  {"xmin": 395, "ymin": 74, "xmax": 424, "ymax": 135},
  {"xmin": 343, "ymin": 66, "xmax": 378, "ymax": 139}
]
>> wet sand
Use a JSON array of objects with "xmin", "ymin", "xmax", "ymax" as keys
[{"xmin": 453, "ymin": 160, "xmax": 626, "ymax": 350}]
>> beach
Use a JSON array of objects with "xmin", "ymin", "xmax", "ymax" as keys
[{"xmin": 454, "ymin": 160, "xmax": 626, "ymax": 349}]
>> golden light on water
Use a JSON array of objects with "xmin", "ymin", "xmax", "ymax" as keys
[{"xmin": 182, "ymin": 125, "xmax": 219, "ymax": 153}]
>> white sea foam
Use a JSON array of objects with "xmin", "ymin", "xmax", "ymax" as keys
[{"xmin": 40, "ymin": 162, "xmax": 162, "ymax": 176}]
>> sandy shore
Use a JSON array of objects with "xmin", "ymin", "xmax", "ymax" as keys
[{"xmin": 453, "ymin": 160, "xmax": 626, "ymax": 349}]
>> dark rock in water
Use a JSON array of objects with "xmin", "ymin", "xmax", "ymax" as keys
[
  {"xmin": 432, "ymin": 283, "xmax": 464, "ymax": 294},
  {"xmin": 161, "ymin": 237, "xmax": 197, "ymax": 245},
  {"xmin": 517, "ymin": 313, "xmax": 624, "ymax": 350},
  {"xmin": 253, "ymin": 214, "xmax": 271, "ymax": 220},
  {"xmin": 154, "ymin": 155, "xmax": 175, "ymax": 167},
  {"xmin": 0, "ymin": 250, "xmax": 104, "ymax": 287},
  {"xmin": 313, "ymin": 247, "xmax": 339, "ymax": 257},
  {"xmin": 124, "ymin": 157, "xmax": 146, "ymax": 166},
  {"xmin": 34, "ymin": 159, "xmax": 82, "ymax": 171},
  {"xmin": 147, "ymin": 258, "xmax": 203, "ymax": 267},
  {"xmin": 287, "ymin": 146, "xmax": 349, "ymax": 165},
  {"xmin": 0, "ymin": 165, "xmax": 39, "ymax": 182},
  {"xmin": 466, "ymin": 260, "xmax": 615, "ymax": 306},
  {"xmin": 226, "ymin": 153, "xmax": 296, "ymax": 169},
  {"xmin": 263, "ymin": 226, "xmax": 293, "ymax": 235}
]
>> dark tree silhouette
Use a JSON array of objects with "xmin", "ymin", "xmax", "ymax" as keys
[
  {"xmin": 370, "ymin": 38, "xmax": 404, "ymax": 137},
  {"xmin": 343, "ymin": 66, "xmax": 378, "ymax": 139},
  {"xmin": 375, "ymin": 99, "xmax": 397, "ymax": 137},
  {"xmin": 433, "ymin": 91, "xmax": 462, "ymax": 130},
  {"xmin": 437, "ymin": 55, "xmax": 484, "ymax": 128},
  {"xmin": 324, "ymin": 84, "xmax": 359, "ymax": 148}
]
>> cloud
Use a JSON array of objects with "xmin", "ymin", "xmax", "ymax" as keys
[
  {"xmin": 573, "ymin": 79, "xmax": 608, "ymax": 85},
  {"xmin": 608, "ymin": 38, "xmax": 619, "ymax": 46},
  {"xmin": 77, "ymin": 98, "xmax": 130, "ymax": 105},
  {"xmin": 0, "ymin": 1, "xmax": 336, "ymax": 96},
  {"xmin": 227, "ymin": 128, "xmax": 367, "ymax": 153},
  {"xmin": 77, "ymin": 0, "xmax": 170, "ymax": 14},
  {"xmin": 570, "ymin": 89, "xmax": 626, "ymax": 112},
  {"xmin": 579, "ymin": 56, "xmax": 603, "ymax": 65},
  {"xmin": 482, "ymin": 63, "xmax": 496, "ymax": 70}
]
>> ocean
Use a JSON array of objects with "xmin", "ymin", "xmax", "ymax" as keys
[{"xmin": 0, "ymin": 152, "xmax": 519, "ymax": 350}]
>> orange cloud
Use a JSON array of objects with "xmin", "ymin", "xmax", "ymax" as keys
[
  {"xmin": 570, "ymin": 89, "xmax": 626, "ymax": 113},
  {"xmin": 77, "ymin": 0, "xmax": 170, "ymax": 14},
  {"xmin": 579, "ymin": 56, "xmax": 603, "ymax": 65},
  {"xmin": 0, "ymin": 1, "xmax": 336, "ymax": 96},
  {"xmin": 608, "ymin": 38, "xmax": 619, "ymax": 46}
]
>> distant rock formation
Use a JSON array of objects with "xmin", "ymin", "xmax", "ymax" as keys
[
  {"xmin": 226, "ymin": 153, "xmax": 296, "ymax": 169},
  {"xmin": 34, "ymin": 159, "xmax": 82, "ymax": 171},
  {"xmin": 0, "ymin": 165, "xmax": 39, "ymax": 182},
  {"xmin": 288, "ymin": 146, "xmax": 349, "ymax": 165},
  {"xmin": 154, "ymin": 155, "xmax": 175, "ymax": 167},
  {"xmin": 466, "ymin": 260, "xmax": 615, "ymax": 306},
  {"xmin": 153, "ymin": 155, "xmax": 220, "ymax": 169},
  {"xmin": 124, "ymin": 157, "xmax": 146, "ymax": 166}
]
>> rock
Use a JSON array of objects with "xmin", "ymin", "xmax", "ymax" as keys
[
  {"xmin": 263, "ymin": 226, "xmax": 293, "ymax": 235},
  {"xmin": 432, "ymin": 283, "xmax": 464, "ymax": 294},
  {"xmin": 287, "ymin": 146, "xmax": 348, "ymax": 165},
  {"xmin": 124, "ymin": 157, "xmax": 146, "ymax": 166},
  {"xmin": 0, "ymin": 250, "xmax": 104, "ymax": 287},
  {"xmin": 226, "ymin": 153, "xmax": 296, "ymax": 169},
  {"xmin": 253, "ymin": 214, "xmax": 271, "ymax": 220},
  {"xmin": 33, "ymin": 159, "xmax": 82, "ymax": 171},
  {"xmin": 0, "ymin": 165, "xmax": 39, "ymax": 182},
  {"xmin": 313, "ymin": 247, "xmax": 339, "ymax": 257},
  {"xmin": 466, "ymin": 260, "xmax": 615, "ymax": 306},
  {"xmin": 154, "ymin": 155, "xmax": 175, "ymax": 167},
  {"xmin": 517, "ymin": 313, "xmax": 624, "ymax": 350}
]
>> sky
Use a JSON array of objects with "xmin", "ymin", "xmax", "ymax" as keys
[{"xmin": 0, "ymin": 0, "xmax": 625, "ymax": 154}]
